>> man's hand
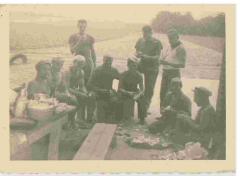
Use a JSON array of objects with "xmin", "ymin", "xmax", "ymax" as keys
[
  {"xmin": 159, "ymin": 59, "xmax": 169, "ymax": 65},
  {"xmin": 135, "ymin": 51, "xmax": 143, "ymax": 58},
  {"xmin": 176, "ymin": 113, "xmax": 191, "ymax": 122}
]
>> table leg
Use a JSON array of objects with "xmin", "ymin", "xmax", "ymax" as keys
[{"xmin": 48, "ymin": 122, "xmax": 62, "ymax": 160}]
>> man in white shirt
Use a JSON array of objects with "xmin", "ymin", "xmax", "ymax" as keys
[{"xmin": 160, "ymin": 28, "xmax": 187, "ymax": 110}]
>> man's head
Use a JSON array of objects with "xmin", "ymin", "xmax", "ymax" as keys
[
  {"xmin": 73, "ymin": 55, "xmax": 85, "ymax": 69},
  {"xmin": 103, "ymin": 55, "xmax": 113, "ymax": 68},
  {"xmin": 77, "ymin": 19, "xmax": 87, "ymax": 34},
  {"xmin": 142, "ymin": 25, "xmax": 153, "ymax": 40},
  {"xmin": 170, "ymin": 77, "xmax": 182, "ymax": 93},
  {"xmin": 51, "ymin": 57, "xmax": 64, "ymax": 72},
  {"xmin": 193, "ymin": 87, "xmax": 212, "ymax": 107},
  {"xmin": 35, "ymin": 60, "xmax": 51, "ymax": 79},
  {"xmin": 167, "ymin": 28, "xmax": 179, "ymax": 46},
  {"xmin": 127, "ymin": 56, "xmax": 139, "ymax": 71}
]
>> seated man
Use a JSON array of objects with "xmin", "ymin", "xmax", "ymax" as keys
[
  {"xmin": 27, "ymin": 60, "xmax": 52, "ymax": 99},
  {"xmin": 176, "ymin": 87, "xmax": 218, "ymax": 152},
  {"xmin": 62, "ymin": 55, "xmax": 95, "ymax": 127},
  {"xmin": 117, "ymin": 57, "xmax": 146, "ymax": 124},
  {"xmin": 49, "ymin": 57, "xmax": 65, "ymax": 97},
  {"xmin": 148, "ymin": 77, "xmax": 191, "ymax": 133},
  {"xmin": 48, "ymin": 57, "xmax": 77, "ymax": 104},
  {"xmin": 88, "ymin": 55, "xmax": 120, "ymax": 123}
]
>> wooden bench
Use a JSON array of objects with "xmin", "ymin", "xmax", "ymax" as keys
[{"xmin": 73, "ymin": 123, "xmax": 117, "ymax": 160}]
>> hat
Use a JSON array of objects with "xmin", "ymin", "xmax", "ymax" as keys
[
  {"xmin": 35, "ymin": 60, "xmax": 51, "ymax": 71},
  {"xmin": 128, "ymin": 56, "xmax": 140, "ymax": 64},
  {"xmin": 193, "ymin": 87, "xmax": 212, "ymax": 97}
]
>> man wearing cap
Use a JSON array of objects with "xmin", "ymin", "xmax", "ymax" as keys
[
  {"xmin": 117, "ymin": 57, "xmax": 146, "ymax": 124},
  {"xmin": 148, "ymin": 77, "xmax": 191, "ymax": 133},
  {"xmin": 176, "ymin": 87, "xmax": 217, "ymax": 150},
  {"xmin": 27, "ymin": 60, "xmax": 52, "ymax": 99},
  {"xmin": 160, "ymin": 28, "xmax": 186, "ymax": 110},
  {"xmin": 69, "ymin": 19, "xmax": 96, "ymax": 84},
  {"xmin": 88, "ymin": 55, "xmax": 119, "ymax": 123},
  {"xmin": 135, "ymin": 25, "xmax": 163, "ymax": 113}
]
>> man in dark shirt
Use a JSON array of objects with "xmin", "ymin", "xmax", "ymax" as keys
[
  {"xmin": 135, "ymin": 25, "xmax": 163, "ymax": 113},
  {"xmin": 68, "ymin": 19, "xmax": 96, "ymax": 84},
  {"xmin": 117, "ymin": 57, "xmax": 146, "ymax": 124},
  {"xmin": 148, "ymin": 77, "xmax": 191, "ymax": 133},
  {"xmin": 88, "ymin": 55, "xmax": 119, "ymax": 123},
  {"xmin": 176, "ymin": 87, "xmax": 217, "ymax": 149}
]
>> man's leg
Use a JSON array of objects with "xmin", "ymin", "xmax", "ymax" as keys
[
  {"xmin": 86, "ymin": 96, "xmax": 96, "ymax": 123},
  {"xmin": 122, "ymin": 98, "xmax": 135, "ymax": 121},
  {"xmin": 137, "ymin": 95, "xmax": 147, "ymax": 123},
  {"xmin": 96, "ymin": 100, "xmax": 106, "ymax": 123},
  {"xmin": 144, "ymin": 70, "xmax": 159, "ymax": 111},
  {"xmin": 148, "ymin": 118, "xmax": 167, "ymax": 134},
  {"xmin": 77, "ymin": 102, "xmax": 86, "ymax": 122},
  {"xmin": 160, "ymin": 70, "xmax": 170, "ymax": 109},
  {"xmin": 114, "ymin": 97, "xmax": 124, "ymax": 123},
  {"xmin": 67, "ymin": 109, "xmax": 77, "ymax": 129}
]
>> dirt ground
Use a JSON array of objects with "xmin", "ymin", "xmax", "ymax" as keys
[{"xmin": 10, "ymin": 33, "xmax": 223, "ymax": 160}]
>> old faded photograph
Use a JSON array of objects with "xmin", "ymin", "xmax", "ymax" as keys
[{"xmin": 9, "ymin": 5, "xmax": 226, "ymax": 160}]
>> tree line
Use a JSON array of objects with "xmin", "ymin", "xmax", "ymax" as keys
[{"xmin": 151, "ymin": 11, "xmax": 225, "ymax": 37}]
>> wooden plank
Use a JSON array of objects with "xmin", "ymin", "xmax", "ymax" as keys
[
  {"xmin": 73, "ymin": 123, "xmax": 107, "ymax": 160},
  {"xmin": 90, "ymin": 124, "xmax": 117, "ymax": 160}
]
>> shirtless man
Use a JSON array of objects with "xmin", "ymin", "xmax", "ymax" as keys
[
  {"xmin": 65, "ymin": 55, "xmax": 95, "ymax": 124},
  {"xmin": 27, "ymin": 60, "xmax": 52, "ymax": 99}
]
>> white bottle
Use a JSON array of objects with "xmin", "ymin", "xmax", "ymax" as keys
[{"xmin": 14, "ymin": 84, "xmax": 28, "ymax": 118}]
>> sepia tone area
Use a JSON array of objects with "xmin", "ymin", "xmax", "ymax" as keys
[{"xmin": 9, "ymin": 5, "xmax": 226, "ymax": 161}]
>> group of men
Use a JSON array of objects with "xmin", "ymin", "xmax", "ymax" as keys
[{"xmin": 26, "ymin": 19, "xmax": 219, "ymax": 155}]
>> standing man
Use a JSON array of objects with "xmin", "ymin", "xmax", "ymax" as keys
[
  {"xmin": 160, "ymin": 28, "xmax": 186, "ymax": 109},
  {"xmin": 135, "ymin": 25, "xmax": 163, "ymax": 113},
  {"xmin": 68, "ymin": 19, "xmax": 97, "ymax": 84},
  {"xmin": 88, "ymin": 55, "xmax": 119, "ymax": 123}
]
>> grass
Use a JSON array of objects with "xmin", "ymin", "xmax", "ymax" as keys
[
  {"xmin": 10, "ymin": 22, "xmax": 142, "ymax": 51},
  {"xmin": 10, "ymin": 21, "xmax": 223, "ymax": 89}
]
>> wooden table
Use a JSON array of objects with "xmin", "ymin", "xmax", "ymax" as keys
[{"xmin": 10, "ymin": 105, "xmax": 75, "ymax": 160}]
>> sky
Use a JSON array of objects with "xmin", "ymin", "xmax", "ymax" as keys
[{"xmin": 9, "ymin": 4, "xmax": 221, "ymax": 23}]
